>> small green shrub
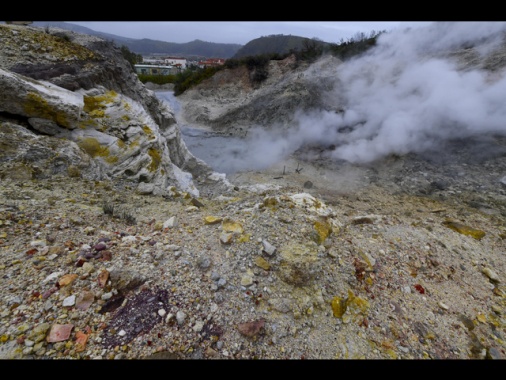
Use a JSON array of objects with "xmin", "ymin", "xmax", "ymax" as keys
[
  {"xmin": 102, "ymin": 202, "xmax": 115, "ymax": 216},
  {"xmin": 120, "ymin": 45, "xmax": 143, "ymax": 71},
  {"xmin": 102, "ymin": 202, "xmax": 137, "ymax": 225},
  {"xmin": 173, "ymin": 66, "xmax": 221, "ymax": 96},
  {"xmin": 119, "ymin": 210, "xmax": 137, "ymax": 226}
]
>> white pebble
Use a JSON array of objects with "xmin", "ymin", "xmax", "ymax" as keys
[
  {"xmin": 193, "ymin": 321, "xmax": 204, "ymax": 332},
  {"xmin": 482, "ymin": 267, "xmax": 500, "ymax": 282},
  {"xmin": 62, "ymin": 295, "xmax": 76, "ymax": 307},
  {"xmin": 101, "ymin": 292, "xmax": 113, "ymax": 300},
  {"xmin": 176, "ymin": 311, "xmax": 186, "ymax": 325}
]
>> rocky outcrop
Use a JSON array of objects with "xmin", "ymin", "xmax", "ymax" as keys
[
  {"xmin": 0, "ymin": 120, "xmax": 106, "ymax": 181},
  {"xmin": 0, "ymin": 23, "xmax": 230, "ymax": 197},
  {"xmin": 177, "ymin": 54, "xmax": 344, "ymax": 135},
  {"xmin": 177, "ymin": 27, "xmax": 506, "ymax": 146}
]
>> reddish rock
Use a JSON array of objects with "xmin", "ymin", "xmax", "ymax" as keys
[
  {"xmin": 75, "ymin": 331, "xmax": 89, "ymax": 352},
  {"xmin": 75, "ymin": 290, "xmax": 95, "ymax": 311},
  {"xmin": 97, "ymin": 269, "xmax": 109, "ymax": 288},
  {"xmin": 237, "ymin": 319, "xmax": 265, "ymax": 337},
  {"xmin": 47, "ymin": 324, "xmax": 74, "ymax": 342}
]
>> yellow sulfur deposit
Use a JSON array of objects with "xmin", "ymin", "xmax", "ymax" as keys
[{"xmin": 442, "ymin": 220, "xmax": 486, "ymax": 240}]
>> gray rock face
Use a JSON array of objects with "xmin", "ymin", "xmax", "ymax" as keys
[
  {"xmin": 0, "ymin": 23, "xmax": 229, "ymax": 197},
  {"xmin": 0, "ymin": 68, "xmax": 83, "ymax": 129},
  {"xmin": 177, "ymin": 54, "xmax": 344, "ymax": 136},
  {"xmin": 0, "ymin": 121, "xmax": 106, "ymax": 181}
]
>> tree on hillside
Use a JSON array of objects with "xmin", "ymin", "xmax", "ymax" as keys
[{"xmin": 120, "ymin": 45, "xmax": 143, "ymax": 70}]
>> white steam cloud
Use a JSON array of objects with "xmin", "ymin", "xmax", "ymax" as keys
[
  {"xmin": 168, "ymin": 22, "xmax": 506, "ymax": 174},
  {"xmin": 223, "ymin": 21, "xmax": 506, "ymax": 171},
  {"xmin": 325, "ymin": 21, "xmax": 506, "ymax": 163}
]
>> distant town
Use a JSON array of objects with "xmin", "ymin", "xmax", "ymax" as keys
[{"xmin": 135, "ymin": 56, "xmax": 226, "ymax": 76}]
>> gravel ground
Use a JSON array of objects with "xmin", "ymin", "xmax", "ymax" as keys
[{"xmin": 1, "ymin": 143, "xmax": 505, "ymax": 360}]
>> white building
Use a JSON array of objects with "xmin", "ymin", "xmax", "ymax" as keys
[
  {"xmin": 164, "ymin": 57, "xmax": 187, "ymax": 69},
  {"xmin": 134, "ymin": 64, "xmax": 176, "ymax": 76},
  {"xmin": 142, "ymin": 58, "xmax": 166, "ymax": 65}
]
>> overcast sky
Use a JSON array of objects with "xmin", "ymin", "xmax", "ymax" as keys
[{"xmin": 67, "ymin": 21, "xmax": 433, "ymax": 45}]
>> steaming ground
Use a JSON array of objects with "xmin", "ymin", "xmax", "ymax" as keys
[
  {"xmin": 158, "ymin": 22, "xmax": 506, "ymax": 196},
  {"xmin": 233, "ymin": 22, "xmax": 506, "ymax": 167}
]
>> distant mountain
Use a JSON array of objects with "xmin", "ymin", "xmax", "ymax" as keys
[
  {"xmin": 30, "ymin": 22, "xmax": 243, "ymax": 58},
  {"xmin": 31, "ymin": 21, "xmax": 136, "ymax": 44},
  {"xmin": 123, "ymin": 38, "xmax": 242, "ymax": 58},
  {"xmin": 28, "ymin": 23, "xmax": 335, "ymax": 60},
  {"xmin": 232, "ymin": 34, "xmax": 333, "ymax": 59}
]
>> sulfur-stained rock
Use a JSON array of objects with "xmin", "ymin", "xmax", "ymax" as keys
[
  {"xmin": 1, "ymin": 22, "xmax": 506, "ymax": 361},
  {"xmin": 482, "ymin": 267, "xmax": 501, "ymax": 283},
  {"xmin": 222, "ymin": 218, "xmax": 244, "ymax": 234},
  {"xmin": 237, "ymin": 233, "xmax": 251, "ymax": 243},
  {"xmin": 0, "ymin": 24, "xmax": 234, "ymax": 198},
  {"xmin": 0, "ymin": 68, "xmax": 83, "ymax": 128},
  {"xmin": 27, "ymin": 323, "xmax": 51, "ymax": 344},
  {"xmin": 262, "ymin": 196, "xmax": 279, "ymax": 209},
  {"xmin": 331, "ymin": 290, "xmax": 370, "ymax": 321},
  {"xmin": 204, "ymin": 216, "xmax": 222, "ymax": 225},
  {"xmin": 241, "ymin": 274, "xmax": 254, "ymax": 287},
  {"xmin": 278, "ymin": 242, "xmax": 320, "ymax": 286},
  {"xmin": 359, "ymin": 250, "xmax": 376, "ymax": 271},
  {"xmin": 289, "ymin": 193, "xmax": 334, "ymax": 217},
  {"xmin": 442, "ymin": 220, "xmax": 486, "ymax": 240},
  {"xmin": 254, "ymin": 256, "xmax": 271, "ymax": 271},
  {"xmin": 0, "ymin": 121, "xmax": 105, "ymax": 181},
  {"xmin": 313, "ymin": 218, "xmax": 332, "ymax": 245},
  {"xmin": 331, "ymin": 296, "xmax": 347, "ymax": 318}
]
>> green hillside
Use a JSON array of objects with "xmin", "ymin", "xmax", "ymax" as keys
[{"xmin": 233, "ymin": 34, "xmax": 332, "ymax": 58}]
